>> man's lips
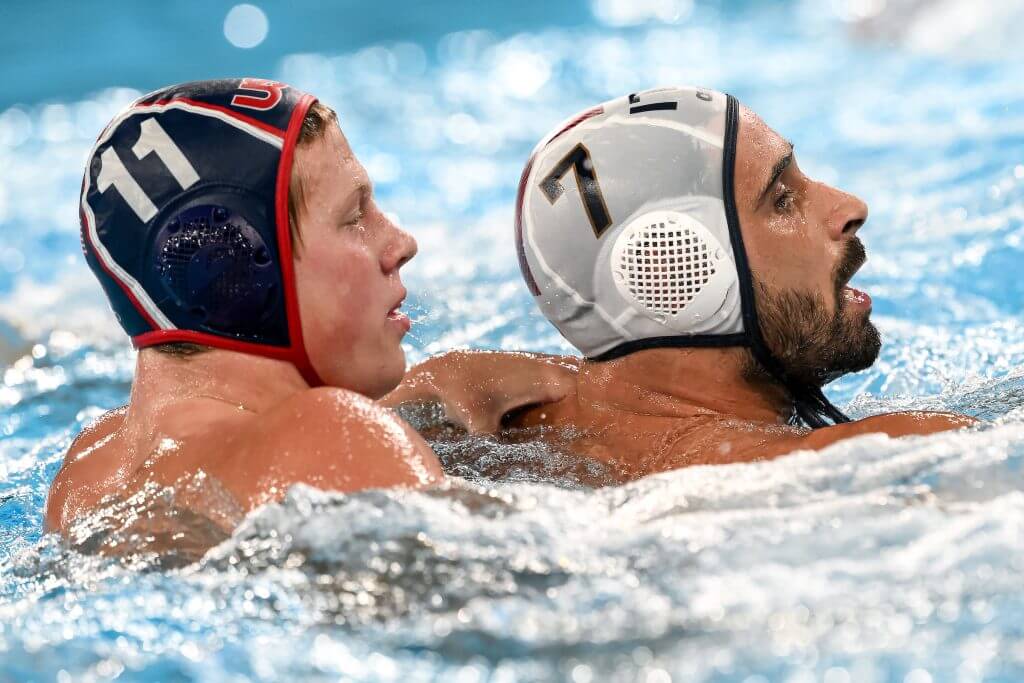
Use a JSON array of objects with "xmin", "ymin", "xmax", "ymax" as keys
[
  {"xmin": 843, "ymin": 285, "xmax": 872, "ymax": 309},
  {"xmin": 836, "ymin": 238, "xmax": 871, "ymax": 310},
  {"xmin": 387, "ymin": 292, "xmax": 411, "ymax": 332}
]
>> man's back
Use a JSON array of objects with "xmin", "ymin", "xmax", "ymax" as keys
[{"xmin": 46, "ymin": 350, "xmax": 443, "ymax": 536}]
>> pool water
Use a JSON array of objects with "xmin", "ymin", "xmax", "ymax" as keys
[{"xmin": 2, "ymin": 1, "xmax": 1024, "ymax": 681}]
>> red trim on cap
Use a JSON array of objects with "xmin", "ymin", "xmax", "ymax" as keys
[
  {"xmin": 514, "ymin": 156, "xmax": 541, "ymax": 296},
  {"xmin": 275, "ymin": 93, "xmax": 322, "ymax": 387},
  {"xmin": 549, "ymin": 106, "xmax": 603, "ymax": 143},
  {"xmin": 133, "ymin": 329, "xmax": 298, "ymax": 358},
  {"xmin": 80, "ymin": 207, "xmax": 161, "ymax": 331},
  {"xmin": 150, "ymin": 97, "xmax": 286, "ymax": 139}
]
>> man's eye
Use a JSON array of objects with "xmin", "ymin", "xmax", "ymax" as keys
[{"xmin": 774, "ymin": 189, "xmax": 796, "ymax": 213}]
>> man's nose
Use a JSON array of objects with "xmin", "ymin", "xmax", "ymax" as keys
[
  {"xmin": 826, "ymin": 185, "xmax": 868, "ymax": 242},
  {"xmin": 382, "ymin": 219, "xmax": 418, "ymax": 273}
]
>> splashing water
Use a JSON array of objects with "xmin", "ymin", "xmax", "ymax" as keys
[{"xmin": 2, "ymin": 1, "xmax": 1024, "ymax": 681}]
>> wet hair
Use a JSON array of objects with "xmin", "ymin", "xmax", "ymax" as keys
[
  {"xmin": 288, "ymin": 100, "xmax": 338, "ymax": 246},
  {"xmin": 153, "ymin": 100, "xmax": 338, "ymax": 359}
]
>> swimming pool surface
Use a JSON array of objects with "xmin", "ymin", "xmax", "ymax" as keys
[{"xmin": 2, "ymin": 1, "xmax": 1024, "ymax": 681}]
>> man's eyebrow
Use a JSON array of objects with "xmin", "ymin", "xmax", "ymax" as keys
[{"xmin": 757, "ymin": 141, "xmax": 794, "ymax": 207}]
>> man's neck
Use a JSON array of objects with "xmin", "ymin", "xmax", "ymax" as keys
[
  {"xmin": 129, "ymin": 347, "xmax": 310, "ymax": 418},
  {"xmin": 578, "ymin": 347, "xmax": 792, "ymax": 424}
]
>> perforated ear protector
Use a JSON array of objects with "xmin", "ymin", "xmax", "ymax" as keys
[
  {"xmin": 610, "ymin": 210, "xmax": 738, "ymax": 333},
  {"xmin": 153, "ymin": 204, "xmax": 281, "ymax": 334}
]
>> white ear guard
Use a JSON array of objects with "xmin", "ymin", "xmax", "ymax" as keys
[{"xmin": 610, "ymin": 209, "xmax": 739, "ymax": 334}]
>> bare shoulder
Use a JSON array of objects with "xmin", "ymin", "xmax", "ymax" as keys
[
  {"xmin": 52, "ymin": 405, "xmax": 128, "ymax": 485},
  {"xmin": 799, "ymin": 410, "xmax": 977, "ymax": 451},
  {"xmin": 213, "ymin": 387, "xmax": 444, "ymax": 509},
  {"xmin": 45, "ymin": 406, "xmax": 128, "ymax": 531},
  {"xmin": 672, "ymin": 410, "xmax": 978, "ymax": 467},
  {"xmin": 249, "ymin": 386, "xmax": 430, "ymax": 450},
  {"xmin": 65, "ymin": 406, "xmax": 128, "ymax": 456}
]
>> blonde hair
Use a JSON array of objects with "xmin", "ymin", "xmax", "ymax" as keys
[{"xmin": 288, "ymin": 100, "xmax": 338, "ymax": 245}]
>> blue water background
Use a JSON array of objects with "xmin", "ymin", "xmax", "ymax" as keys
[{"xmin": 1, "ymin": 1, "xmax": 1024, "ymax": 681}]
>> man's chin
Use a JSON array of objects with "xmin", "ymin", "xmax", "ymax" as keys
[
  {"xmin": 784, "ymin": 312, "xmax": 882, "ymax": 387},
  {"xmin": 309, "ymin": 346, "xmax": 405, "ymax": 398},
  {"xmin": 370, "ymin": 349, "xmax": 408, "ymax": 399},
  {"xmin": 755, "ymin": 278, "xmax": 881, "ymax": 386},
  {"xmin": 829, "ymin": 318, "xmax": 882, "ymax": 379}
]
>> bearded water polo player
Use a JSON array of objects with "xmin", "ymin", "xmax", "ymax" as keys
[
  {"xmin": 46, "ymin": 79, "xmax": 463, "ymax": 536},
  {"xmin": 386, "ymin": 86, "xmax": 976, "ymax": 479}
]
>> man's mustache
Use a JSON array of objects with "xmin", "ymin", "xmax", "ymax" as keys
[{"xmin": 835, "ymin": 237, "xmax": 867, "ymax": 293}]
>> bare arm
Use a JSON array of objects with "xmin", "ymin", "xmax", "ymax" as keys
[
  {"xmin": 734, "ymin": 410, "xmax": 977, "ymax": 463},
  {"xmin": 382, "ymin": 350, "xmax": 580, "ymax": 434},
  {"xmin": 212, "ymin": 387, "xmax": 444, "ymax": 510},
  {"xmin": 658, "ymin": 410, "xmax": 978, "ymax": 470},
  {"xmin": 45, "ymin": 406, "xmax": 128, "ymax": 532},
  {"xmin": 790, "ymin": 410, "xmax": 977, "ymax": 453}
]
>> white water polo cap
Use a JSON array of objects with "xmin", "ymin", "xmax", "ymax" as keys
[
  {"xmin": 516, "ymin": 87, "xmax": 745, "ymax": 359},
  {"xmin": 515, "ymin": 86, "xmax": 850, "ymax": 427}
]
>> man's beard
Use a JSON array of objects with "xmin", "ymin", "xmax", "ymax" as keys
[{"xmin": 751, "ymin": 238, "xmax": 881, "ymax": 387}]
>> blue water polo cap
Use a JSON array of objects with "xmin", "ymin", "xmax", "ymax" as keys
[{"xmin": 79, "ymin": 78, "xmax": 321, "ymax": 384}]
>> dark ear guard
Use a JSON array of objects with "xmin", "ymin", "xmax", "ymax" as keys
[
  {"xmin": 142, "ymin": 186, "xmax": 290, "ymax": 346},
  {"xmin": 153, "ymin": 204, "xmax": 281, "ymax": 336}
]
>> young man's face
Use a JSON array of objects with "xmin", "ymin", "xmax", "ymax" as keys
[
  {"xmin": 292, "ymin": 125, "xmax": 416, "ymax": 397},
  {"xmin": 734, "ymin": 106, "xmax": 881, "ymax": 385}
]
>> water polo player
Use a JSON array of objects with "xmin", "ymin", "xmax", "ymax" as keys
[
  {"xmin": 46, "ymin": 79, "xmax": 449, "ymax": 534},
  {"xmin": 386, "ymin": 86, "xmax": 976, "ymax": 478}
]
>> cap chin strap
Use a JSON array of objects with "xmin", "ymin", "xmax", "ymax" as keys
[
  {"xmin": 746, "ymin": 343, "xmax": 851, "ymax": 429},
  {"xmin": 720, "ymin": 94, "xmax": 850, "ymax": 429}
]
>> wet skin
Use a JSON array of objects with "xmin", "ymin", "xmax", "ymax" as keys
[
  {"xmin": 46, "ymin": 124, "xmax": 443, "ymax": 536},
  {"xmin": 384, "ymin": 107, "xmax": 976, "ymax": 479}
]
